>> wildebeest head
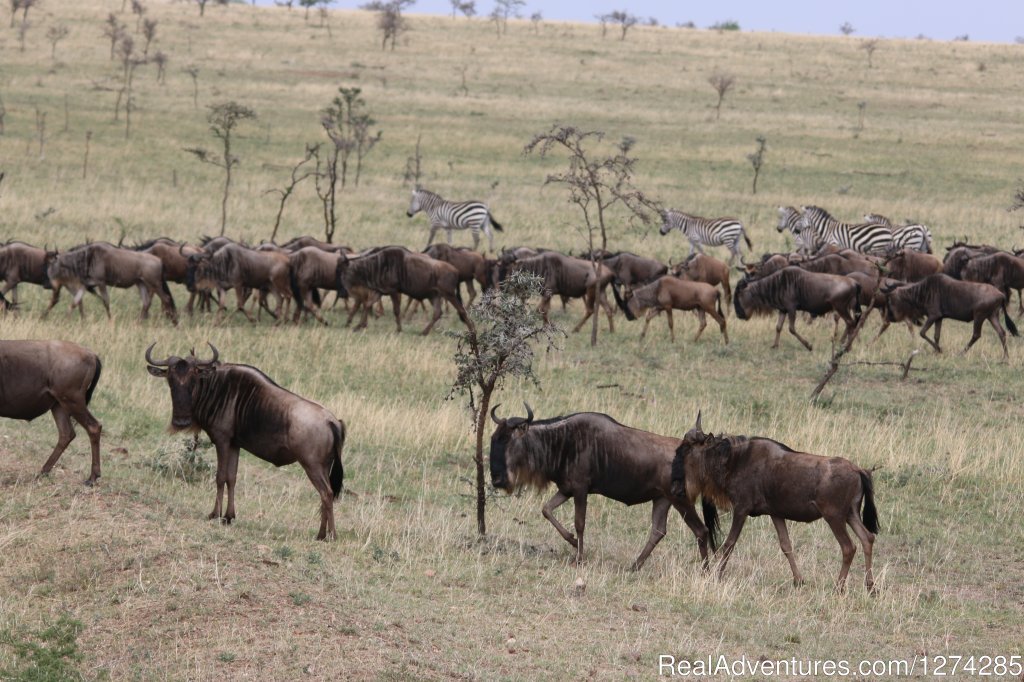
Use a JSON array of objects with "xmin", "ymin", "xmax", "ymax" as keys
[
  {"xmin": 184, "ymin": 252, "xmax": 215, "ymax": 293},
  {"xmin": 488, "ymin": 402, "xmax": 535, "ymax": 491},
  {"xmin": 146, "ymin": 342, "xmax": 220, "ymax": 431}
]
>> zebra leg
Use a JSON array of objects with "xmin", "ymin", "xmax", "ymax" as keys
[
  {"xmin": 446, "ymin": 228, "xmax": 454, "ymax": 246},
  {"xmin": 426, "ymin": 225, "xmax": 440, "ymax": 249},
  {"xmin": 471, "ymin": 229, "xmax": 480, "ymax": 251}
]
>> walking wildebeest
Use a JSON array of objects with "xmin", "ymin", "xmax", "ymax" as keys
[
  {"xmin": 882, "ymin": 274, "xmax": 1018, "ymax": 358},
  {"xmin": 0, "ymin": 240, "xmax": 51, "ymax": 307},
  {"xmin": 186, "ymin": 243, "xmax": 292, "ymax": 323},
  {"xmin": 132, "ymin": 238, "xmax": 210, "ymax": 315},
  {"xmin": 671, "ymin": 253, "xmax": 732, "ymax": 307},
  {"xmin": 289, "ymin": 246, "xmax": 345, "ymax": 325},
  {"xmin": 44, "ymin": 242, "xmax": 178, "ymax": 324},
  {"xmin": 942, "ymin": 242, "xmax": 1001, "ymax": 279},
  {"xmin": 424, "ymin": 243, "xmax": 489, "ymax": 305},
  {"xmin": 733, "ymin": 267, "xmax": 862, "ymax": 351},
  {"xmin": 961, "ymin": 252, "xmax": 1024, "ymax": 316},
  {"xmin": 670, "ymin": 413, "xmax": 878, "ymax": 592},
  {"xmin": 883, "ymin": 248, "xmax": 942, "ymax": 283},
  {"xmin": 589, "ymin": 251, "xmax": 667, "ymax": 294},
  {"xmin": 336, "ymin": 246, "xmax": 472, "ymax": 335},
  {"xmin": 612, "ymin": 277, "xmax": 728, "ymax": 344},
  {"xmin": 145, "ymin": 343, "xmax": 345, "ymax": 540},
  {"xmin": 489, "ymin": 404, "xmax": 716, "ymax": 570},
  {"xmin": 0, "ymin": 340, "xmax": 103, "ymax": 484},
  {"xmin": 280, "ymin": 236, "xmax": 352, "ymax": 253}
]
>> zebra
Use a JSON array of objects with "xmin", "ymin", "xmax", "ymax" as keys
[
  {"xmin": 659, "ymin": 210, "xmax": 752, "ymax": 264},
  {"xmin": 776, "ymin": 206, "xmax": 815, "ymax": 254},
  {"xmin": 863, "ymin": 213, "xmax": 934, "ymax": 254},
  {"xmin": 406, "ymin": 187, "xmax": 503, "ymax": 252},
  {"xmin": 798, "ymin": 205, "xmax": 893, "ymax": 256}
]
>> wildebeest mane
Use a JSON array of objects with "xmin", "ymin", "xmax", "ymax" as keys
[
  {"xmin": 131, "ymin": 237, "xmax": 180, "ymax": 251},
  {"xmin": 190, "ymin": 363, "xmax": 292, "ymax": 434}
]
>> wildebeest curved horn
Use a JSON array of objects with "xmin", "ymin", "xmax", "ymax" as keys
[
  {"xmin": 523, "ymin": 402, "xmax": 534, "ymax": 425},
  {"xmin": 179, "ymin": 244, "xmax": 187, "ymax": 256},
  {"xmin": 145, "ymin": 342, "xmax": 171, "ymax": 367},
  {"xmin": 198, "ymin": 342, "xmax": 219, "ymax": 365},
  {"xmin": 694, "ymin": 409, "xmax": 703, "ymax": 433},
  {"xmin": 490, "ymin": 404, "xmax": 504, "ymax": 425}
]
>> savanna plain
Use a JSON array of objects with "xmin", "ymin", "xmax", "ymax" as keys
[{"xmin": 1, "ymin": 1, "xmax": 1023, "ymax": 679}]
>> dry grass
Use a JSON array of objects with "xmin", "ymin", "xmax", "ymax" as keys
[{"xmin": 1, "ymin": 1, "xmax": 1023, "ymax": 679}]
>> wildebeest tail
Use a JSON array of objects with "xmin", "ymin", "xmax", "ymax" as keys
[
  {"xmin": 86, "ymin": 355, "xmax": 102, "ymax": 406},
  {"xmin": 610, "ymin": 282, "xmax": 635, "ymax": 321},
  {"xmin": 859, "ymin": 470, "xmax": 878, "ymax": 534},
  {"xmin": 702, "ymin": 499, "xmax": 720, "ymax": 552},
  {"xmin": 1003, "ymin": 302, "xmax": 1019, "ymax": 337},
  {"xmin": 490, "ymin": 213, "xmax": 503, "ymax": 232},
  {"xmin": 329, "ymin": 420, "xmax": 345, "ymax": 498},
  {"xmin": 289, "ymin": 266, "xmax": 305, "ymax": 312},
  {"xmin": 715, "ymin": 290, "xmax": 723, "ymax": 319},
  {"xmin": 852, "ymin": 282, "xmax": 863, "ymax": 318},
  {"xmin": 334, "ymin": 259, "xmax": 349, "ymax": 299}
]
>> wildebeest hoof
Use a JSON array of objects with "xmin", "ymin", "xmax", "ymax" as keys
[{"xmin": 83, "ymin": 477, "xmax": 98, "ymax": 487}]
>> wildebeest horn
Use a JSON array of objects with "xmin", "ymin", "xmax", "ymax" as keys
[
  {"xmin": 145, "ymin": 342, "xmax": 171, "ymax": 367},
  {"xmin": 198, "ymin": 342, "xmax": 219, "ymax": 365},
  {"xmin": 694, "ymin": 409, "xmax": 703, "ymax": 433},
  {"xmin": 490, "ymin": 404, "xmax": 504, "ymax": 425},
  {"xmin": 523, "ymin": 402, "xmax": 534, "ymax": 425}
]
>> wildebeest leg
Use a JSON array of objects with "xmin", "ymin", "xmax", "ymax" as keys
[
  {"xmin": 465, "ymin": 279, "xmax": 477, "ymax": 305},
  {"xmin": 630, "ymin": 497, "xmax": 671, "ymax": 571},
  {"xmin": 787, "ymin": 311, "xmax": 814, "ymax": 351},
  {"xmin": 712, "ymin": 307, "xmax": 728, "ymax": 344},
  {"xmin": 572, "ymin": 291, "xmax": 595, "ymax": 333},
  {"xmin": 300, "ymin": 461, "xmax": 336, "ymax": 541},
  {"xmin": 138, "ymin": 283, "xmax": 153, "ymax": 320},
  {"xmin": 639, "ymin": 309, "xmax": 655, "ymax": 340},
  {"xmin": 390, "ymin": 293, "xmax": 403, "ymax": 333},
  {"xmin": 984, "ymin": 313, "xmax": 1009, "ymax": 359},
  {"xmin": 210, "ymin": 440, "xmax": 231, "ymax": 522},
  {"xmin": 573, "ymin": 493, "xmax": 587, "ymax": 565},
  {"xmin": 693, "ymin": 309, "xmax": 708, "ymax": 343},
  {"xmin": 847, "ymin": 511, "xmax": 875, "ymax": 593},
  {"xmin": 223, "ymin": 445, "xmax": 240, "ymax": 524},
  {"xmin": 598, "ymin": 288, "xmax": 615, "ymax": 332},
  {"xmin": 72, "ymin": 286, "xmax": 88, "ymax": 319},
  {"xmin": 671, "ymin": 500, "xmax": 711, "ymax": 571},
  {"xmin": 401, "ymin": 296, "xmax": 417, "ymax": 321},
  {"xmin": 39, "ymin": 404, "xmax": 75, "ymax": 479},
  {"xmin": 716, "ymin": 511, "xmax": 749, "ymax": 578},
  {"xmin": 918, "ymin": 317, "xmax": 941, "ymax": 352},
  {"xmin": 449, "ymin": 294, "xmax": 474, "ymax": 331},
  {"xmin": 235, "ymin": 286, "xmax": 257, "ymax": 323},
  {"xmin": 771, "ymin": 516, "xmax": 804, "ymax": 587},
  {"xmin": 42, "ymin": 285, "xmax": 61, "ymax": 318},
  {"xmin": 96, "ymin": 284, "xmax": 112, "ymax": 319},
  {"xmin": 541, "ymin": 490, "xmax": 577, "ymax": 549},
  {"xmin": 666, "ymin": 308, "xmax": 676, "ymax": 343},
  {"xmin": 64, "ymin": 394, "xmax": 102, "ymax": 485},
  {"xmin": 772, "ymin": 312, "xmax": 785, "ymax": 348},
  {"xmin": 539, "ymin": 294, "xmax": 553, "ymax": 324},
  {"xmin": 824, "ymin": 515, "xmax": 857, "ymax": 593},
  {"xmin": 421, "ymin": 296, "xmax": 443, "ymax": 336}
]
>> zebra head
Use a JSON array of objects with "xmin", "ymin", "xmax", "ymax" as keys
[
  {"xmin": 407, "ymin": 188, "xmax": 424, "ymax": 217},
  {"xmin": 776, "ymin": 206, "xmax": 800, "ymax": 233},
  {"xmin": 658, "ymin": 210, "xmax": 675, "ymax": 236}
]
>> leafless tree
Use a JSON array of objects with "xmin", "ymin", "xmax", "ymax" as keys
[
  {"xmin": 17, "ymin": 19, "xmax": 29, "ymax": 52},
  {"xmin": 46, "ymin": 23, "xmax": 68, "ymax": 60},
  {"xmin": 708, "ymin": 72, "xmax": 735, "ymax": 120},
  {"xmin": 322, "ymin": 86, "xmax": 381, "ymax": 189},
  {"xmin": 299, "ymin": 0, "xmax": 317, "ymax": 21},
  {"xmin": 152, "ymin": 50, "xmax": 168, "ymax": 84},
  {"xmin": 402, "ymin": 133, "xmax": 422, "ymax": 187},
  {"xmin": 491, "ymin": 0, "xmax": 523, "ymax": 34},
  {"xmin": 9, "ymin": 0, "xmax": 36, "ymax": 29},
  {"xmin": 855, "ymin": 100, "xmax": 867, "ymax": 134},
  {"xmin": 595, "ymin": 13, "xmax": 608, "ymax": 37},
  {"xmin": 103, "ymin": 13, "xmax": 126, "ymax": 61},
  {"xmin": 360, "ymin": 0, "xmax": 414, "ymax": 50},
  {"xmin": 746, "ymin": 136, "xmax": 766, "ymax": 194},
  {"xmin": 449, "ymin": 0, "xmax": 474, "ymax": 18},
  {"xmin": 194, "ymin": 0, "xmax": 228, "ymax": 17},
  {"xmin": 33, "ymin": 104, "xmax": 45, "ymax": 159},
  {"xmin": 130, "ymin": 0, "xmax": 145, "ymax": 31},
  {"xmin": 860, "ymin": 39, "xmax": 879, "ymax": 68},
  {"xmin": 266, "ymin": 146, "xmax": 317, "ymax": 242},
  {"xmin": 607, "ymin": 10, "xmax": 638, "ymax": 40},
  {"xmin": 82, "ymin": 130, "xmax": 92, "ymax": 178},
  {"xmin": 185, "ymin": 101, "xmax": 257, "ymax": 235},
  {"xmin": 839, "ymin": 21, "xmax": 855, "ymax": 36},
  {"xmin": 141, "ymin": 18, "xmax": 157, "ymax": 56},
  {"xmin": 530, "ymin": 10, "xmax": 541, "ymax": 33},
  {"xmin": 185, "ymin": 65, "xmax": 200, "ymax": 109}
]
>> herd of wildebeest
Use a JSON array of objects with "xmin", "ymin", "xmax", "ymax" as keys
[{"xmin": 2, "ymin": 200, "xmax": 1023, "ymax": 591}]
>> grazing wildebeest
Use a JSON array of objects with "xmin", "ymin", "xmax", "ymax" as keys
[
  {"xmin": 186, "ymin": 243, "xmax": 292, "ymax": 323},
  {"xmin": 145, "ymin": 343, "xmax": 345, "ymax": 540},
  {"xmin": 44, "ymin": 242, "xmax": 178, "ymax": 323},
  {"xmin": 336, "ymin": 246, "xmax": 472, "ymax": 335},
  {"xmin": 489, "ymin": 404, "xmax": 716, "ymax": 570},
  {"xmin": 671, "ymin": 253, "xmax": 732, "ymax": 307},
  {"xmin": 289, "ymin": 246, "xmax": 345, "ymax": 325},
  {"xmin": 424, "ymin": 243, "xmax": 489, "ymax": 305},
  {"xmin": 884, "ymin": 248, "xmax": 942, "ymax": 283},
  {"xmin": 0, "ymin": 240, "xmax": 51, "ymax": 307},
  {"xmin": 612, "ymin": 277, "xmax": 728, "ymax": 344},
  {"xmin": 882, "ymin": 274, "xmax": 1018, "ymax": 357},
  {"xmin": 670, "ymin": 413, "xmax": 878, "ymax": 592},
  {"xmin": 961, "ymin": 252, "xmax": 1024, "ymax": 315},
  {"xmin": 496, "ymin": 251, "xmax": 616, "ymax": 333},
  {"xmin": 733, "ymin": 267, "xmax": 862, "ymax": 351},
  {"xmin": 0, "ymin": 340, "xmax": 103, "ymax": 484}
]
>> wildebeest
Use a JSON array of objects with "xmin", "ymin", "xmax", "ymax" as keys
[
  {"xmin": 591, "ymin": 251, "xmax": 667, "ymax": 294},
  {"xmin": 0, "ymin": 240, "xmax": 51, "ymax": 307},
  {"xmin": 0, "ymin": 340, "xmax": 103, "ymax": 484},
  {"xmin": 187, "ymin": 243, "xmax": 292, "ymax": 323},
  {"xmin": 489, "ymin": 404, "xmax": 715, "ymax": 570},
  {"xmin": 132, "ymin": 238, "xmax": 209, "ymax": 315},
  {"xmin": 733, "ymin": 267, "xmax": 862, "ymax": 351},
  {"xmin": 961, "ymin": 252, "xmax": 1024, "ymax": 315},
  {"xmin": 44, "ymin": 242, "xmax": 178, "ymax": 324},
  {"xmin": 795, "ymin": 253, "xmax": 878, "ymax": 277},
  {"xmin": 424, "ymin": 243, "xmax": 489, "ymax": 304},
  {"xmin": 612, "ymin": 277, "xmax": 728, "ymax": 344},
  {"xmin": 496, "ymin": 251, "xmax": 616, "ymax": 333},
  {"xmin": 336, "ymin": 246, "xmax": 472, "ymax": 335},
  {"xmin": 883, "ymin": 248, "xmax": 942, "ymax": 283},
  {"xmin": 279, "ymin": 235, "xmax": 352, "ymax": 253},
  {"xmin": 289, "ymin": 246, "xmax": 345, "ymax": 325},
  {"xmin": 942, "ymin": 242, "xmax": 1001, "ymax": 279},
  {"xmin": 882, "ymin": 273, "xmax": 1018, "ymax": 357},
  {"xmin": 670, "ymin": 413, "xmax": 878, "ymax": 592},
  {"xmin": 671, "ymin": 253, "xmax": 732, "ymax": 307},
  {"xmin": 145, "ymin": 343, "xmax": 345, "ymax": 540}
]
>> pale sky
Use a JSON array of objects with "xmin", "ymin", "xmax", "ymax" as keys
[{"xmin": 255, "ymin": 0, "xmax": 1024, "ymax": 44}]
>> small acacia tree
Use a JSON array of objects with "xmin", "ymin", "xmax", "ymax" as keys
[
  {"xmin": 860, "ymin": 39, "xmax": 879, "ymax": 68},
  {"xmin": 708, "ymin": 72, "xmax": 735, "ymax": 120},
  {"xmin": 608, "ymin": 10, "xmax": 638, "ymax": 40},
  {"xmin": 46, "ymin": 24, "xmax": 69, "ymax": 60},
  {"xmin": 361, "ymin": 0, "xmax": 414, "ymax": 50},
  {"xmin": 185, "ymin": 101, "xmax": 257, "ymax": 236},
  {"xmin": 746, "ymin": 136, "xmax": 766, "ymax": 194},
  {"xmin": 448, "ymin": 270, "xmax": 562, "ymax": 536}
]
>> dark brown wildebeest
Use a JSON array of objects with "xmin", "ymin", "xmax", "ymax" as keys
[
  {"xmin": 424, "ymin": 243, "xmax": 489, "ymax": 304},
  {"xmin": 288, "ymin": 246, "xmax": 345, "ymax": 325},
  {"xmin": 496, "ymin": 251, "xmax": 616, "ymax": 333},
  {"xmin": 961, "ymin": 252, "xmax": 1024, "ymax": 315},
  {"xmin": 733, "ymin": 267, "xmax": 862, "ymax": 351},
  {"xmin": 612, "ymin": 277, "xmax": 728, "ymax": 344},
  {"xmin": 738, "ymin": 253, "xmax": 794, "ymax": 279},
  {"xmin": 198, "ymin": 235, "xmax": 249, "ymax": 253},
  {"xmin": 44, "ymin": 242, "xmax": 178, "ymax": 324},
  {"xmin": 0, "ymin": 240, "xmax": 51, "ymax": 307},
  {"xmin": 882, "ymin": 273, "xmax": 1018, "ymax": 357},
  {"xmin": 187, "ymin": 243, "xmax": 292, "ymax": 323},
  {"xmin": 336, "ymin": 246, "xmax": 472, "ymax": 335},
  {"xmin": 489, "ymin": 404, "xmax": 716, "ymax": 570},
  {"xmin": 671, "ymin": 253, "xmax": 732, "ymax": 307},
  {"xmin": 131, "ymin": 238, "xmax": 210, "ymax": 315},
  {"xmin": 670, "ymin": 413, "xmax": 878, "ymax": 592},
  {"xmin": 280, "ymin": 235, "xmax": 352, "ymax": 253},
  {"xmin": 942, "ymin": 242, "xmax": 1000, "ymax": 279},
  {"xmin": 0, "ymin": 340, "xmax": 103, "ymax": 484},
  {"xmin": 590, "ymin": 250, "xmax": 667, "ymax": 293},
  {"xmin": 796, "ymin": 253, "xmax": 878, "ymax": 277},
  {"xmin": 883, "ymin": 248, "xmax": 942, "ymax": 283},
  {"xmin": 145, "ymin": 343, "xmax": 345, "ymax": 540}
]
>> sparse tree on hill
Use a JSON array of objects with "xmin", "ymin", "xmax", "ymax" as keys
[
  {"xmin": 708, "ymin": 72, "xmax": 735, "ymax": 120},
  {"xmin": 266, "ymin": 146, "xmax": 317, "ymax": 242},
  {"xmin": 448, "ymin": 270, "xmax": 562, "ymax": 536},
  {"xmin": 449, "ymin": 0, "xmax": 474, "ymax": 18},
  {"xmin": 185, "ymin": 101, "xmax": 258, "ymax": 236},
  {"xmin": 322, "ymin": 86, "xmax": 382, "ymax": 189},
  {"xmin": 530, "ymin": 11, "xmax": 541, "ymax": 33},
  {"xmin": 839, "ymin": 21, "xmax": 855, "ymax": 36},
  {"xmin": 860, "ymin": 39, "xmax": 879, "ymax": 68},
  {"xmin": 299, "ymin": 0, "xmax": 317, "ymax": 21},
  {"xmin": 45, "ymin": 24, "xmax": 68, "ymax": 60},
  {"xmin": 491, "ymin": 0, "xmax": 524, "ymax": 34},
  {"xmin": 194, "ymin": 0, "xmax": 228, "ymax": 17},
  {"xmin": 130, "ymin": 0, "xmax": 145, "ymax": 31},
  {"xmin": 608, "ymin": 10, "xmax": 638, "ymax": 41},
  {"xmin": 185, "ymin": 64, "xmax": 200, "ymax": 108},
  {"xmin": 746, "ymin": 136, "xmax": 766, "ymax": 194},
  {"xmin": 141, "ymin": 18, "xmax": 157, "ymax": 56},
  {"xmin": 596, "ymin": 13, "xmax": 608, "ymax": 37},
  {"xmin": 103, "ymin": 13, "xmax": 126, "ymax": 61},
  {"xmin": 274, "ymin": 0, "xmax": 295, "ymax": 8},
  {"xmin": 361, "ymin": 0, "xmax": 414, "ymax": 50},
  {"xmin": 152, "ymin": 50, "xmax": 168, "ymax": 84}
]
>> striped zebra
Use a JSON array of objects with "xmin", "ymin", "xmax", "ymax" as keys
[
  {"xmin": 776, "ymin": 206, "xmax": 815, "ymax": 254},
  {"xmin": 797, "ymin": 205, "xmax": 893, "ymax": 256},
  {"xmin": 863, "ymin": 213, "xmax": 933, "ymax": 254},
  {"xmin": 407, "ymin": 188, "xmax": 503, "ymax": 252},
  {"xmin": 659, "ymin": 210, "xmax": 752, "ymax": 264}
]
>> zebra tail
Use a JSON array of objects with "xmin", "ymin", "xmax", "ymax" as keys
[
  {"xmin": 742, "ymin": 228, "xmax": 753, "ymax": 251},
  {"xmin": 490, "ymin": 214, "xmax": 504, "ymax": 232}
]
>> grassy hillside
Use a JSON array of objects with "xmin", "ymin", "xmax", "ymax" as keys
[{"xmin": 1, "ymin": 2, "xmax": 1023, "ymax": 679}]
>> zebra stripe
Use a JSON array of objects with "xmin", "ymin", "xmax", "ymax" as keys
[
  {"xmin": 407, "ymin": 188, "xmax": 503, "ymax": 252},
  {"xmin": 863, "ymin": 213, "xmax": 933, "ymax": 254},
  {"xmin": 776, "ymin": 206, "xmax": 814, "ymax": 254},
  {"xmin": 659, "ymin": 210, "xmax": 752, "ymax": 264},
  {"xmin": 798, "ymin": 206, "xmax": 893, "ymax": 256}
]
